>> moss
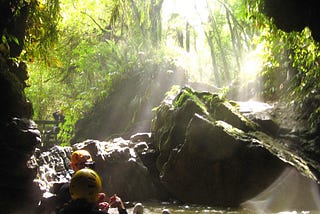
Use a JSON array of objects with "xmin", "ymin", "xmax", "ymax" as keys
[
  {"xmin": 215, "ymin": 120, "xmax": 248, "ymax": 140},
  {"xmin": 173, "ymin": 87, "xmax": 220, "ymax": 118}
]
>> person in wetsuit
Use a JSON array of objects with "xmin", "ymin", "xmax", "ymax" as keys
[
  {"xmin": 58, "ymin": 168, "xmax": 127, "ymax": 214},
  {"xmin": 38, "ymin": 149, "xmax": 127, "ymax": 214},
  {"xmin": 55, "ymin": 149, "xmax": 95, "ymax": 207}
]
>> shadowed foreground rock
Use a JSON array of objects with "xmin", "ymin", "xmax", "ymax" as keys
[{"xmin": 0, "ymin": 118, "xmax": 41, "ymax": 213}]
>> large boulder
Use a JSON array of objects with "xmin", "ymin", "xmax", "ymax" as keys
[
  {"xmin": 151, "ymin": 87, "xmax": 317, "ymax": 206},
  {"xmin": 152, "ymin": 87, "xmax": 259, "ymax": 174},
  {"xmin": 159, "ymin": 115, "xmax": 287, "ymax": 206}
]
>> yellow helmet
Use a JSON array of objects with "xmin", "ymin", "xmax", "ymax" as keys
[{"xmin": 69, "ymin": 168, "xmax": 102, "ymax": 203}]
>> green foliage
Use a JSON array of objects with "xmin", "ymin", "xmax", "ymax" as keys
[
  {"xmin": 26, "ymin": 0, "xmax": 170, "ymax": 145},
  {"xmin": 23, "ymin": 0, "xmax": 61, "ymax": 61},
  {"xmin": 173, "ymin": 87, "xmax": 208, "ymax": 114},
  {"xmin": 257, "ymin": 25, "xmax": 291, "ymax": 100},
  {"xmin": 252, "ymin": 10, "xmax": 320, "ymax": 127},
  {"xmin": 287, "ymin": 29, "xmax": 320, "ymax": 126}
]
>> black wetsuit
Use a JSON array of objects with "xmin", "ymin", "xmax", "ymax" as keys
[
  {"xmin": 58, "ymin": 199, "xmax": 128, "ymax": 214},
  {"xmin": 55, "ymin": 182, "xmax": 71, "ymax": 209},
  {"xmin": 57, "ymin": 199, "xmax": 107, "ymax": 214}
]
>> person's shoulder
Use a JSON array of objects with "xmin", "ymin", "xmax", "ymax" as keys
[
  {"xmin": 55, "ymin": 182, "xmax": 71, "ymax": 207},
  {"xmin": 60, "ymin": 182, "xmax": 70, "ymax": 190},
  {"xmin": 58, "ymin": 199, "xmax": 107, "ymax": 214},
  {"xmin": 57, "ymin": 182, "xmax": 70, "ymax": 196}
]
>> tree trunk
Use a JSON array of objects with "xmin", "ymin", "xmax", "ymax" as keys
[
  {"xmin": 204, "ymin": 30, "xmax": 221, "ymax": 87},
  {"xmin": 186, "ymin": 22, "xmax": 190, "ymax": 52},
  {"xmin": 211, "ymin": 16, "xmax": 231, "ymax": 83},
  {"xmin": 150, "ymin": 0, "xmax": 164, "ymax": 46},
  {"xmin": 226, "ymin": 10, "xmax": 241, "ymax": 72}
]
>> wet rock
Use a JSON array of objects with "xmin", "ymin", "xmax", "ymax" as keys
[
  {"xmin": 31, "ymin": 137, "xmax": 169, "ymax": 203},
  {"xmin": 130, "ymin": 132, "xmax": 152, "ymax": 143},
  {"xmin": 238, "ymin": 102, "xmax": 280, "ymax": 137},
  {"xmin": 31, "ymin": 146, "xmax": 73, "ymax": 192}
]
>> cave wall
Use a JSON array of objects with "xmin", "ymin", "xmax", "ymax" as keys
[
  {"xmin": 264, "ymin": 0, "xmax": 320, "ymax": 42},
  {"xmin": 0, "ymin": 1, "xmax": 41, "ymax": 212}
]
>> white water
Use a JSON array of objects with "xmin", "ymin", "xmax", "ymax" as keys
[{"xmin": 236, "ymin": 101, "xmax": 274, "ymax": 113}]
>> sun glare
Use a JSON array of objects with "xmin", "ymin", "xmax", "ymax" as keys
[
  {"xmin": 234, "ymin": 43, "xmax": 266, "ymax": 101},
  {"xmin": 162, "ymin": 0, "xmax": 208, "ymax": 24},
  {"xmin": 241, "ymin": 44, "xmax": 264, "ymax": 79},
  {"xmin": 161, "ymin": 0, "xmax": 266, "ymax": 88},
  {"xmin": 162, "ymin": 0, "xmax": 213, "ymax": 83}
]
